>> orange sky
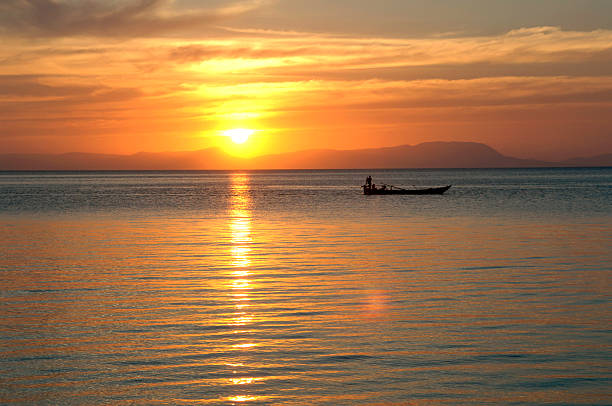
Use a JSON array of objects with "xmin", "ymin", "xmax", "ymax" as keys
[{"xmin": 1, "ymin": 0, "xmax": 612, "ymax": 161}]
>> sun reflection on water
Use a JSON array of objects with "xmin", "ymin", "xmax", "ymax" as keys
[
  {"xmin": 227, "ymin": 395, "xmax": 261, "ymax": 402},
  {"xmin": 227, "ymin": 173, "xmax": 259, "ymax": 400},
  {"xmin": 229, "ymin": 377, "xmax": 260, "ymax": 385},
  {"xmin": 229, "ymin": 174, "xmax": 253, "ymax": 328}
]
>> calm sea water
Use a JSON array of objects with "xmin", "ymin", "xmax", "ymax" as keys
[{"xmin": 1, "ymin": 168, "xmax": 611, "ymax": 405}]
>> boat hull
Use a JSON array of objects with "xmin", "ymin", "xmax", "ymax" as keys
[{"xmin": 363, "ymin": 185, "xmax": 451, "ymax": 195}]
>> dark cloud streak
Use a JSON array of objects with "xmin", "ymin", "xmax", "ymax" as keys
[
  {"xmin": 0, "ymin": 75, "xmax": 97, "ymax": 97},
  {"xmin": 0, "ymin": 75, "xmax": 143, "ymax": 125},
  {"xmin": 258, "ymin": 58, "xmax": 612, "ymax": 82},
  {"xmin": 0, "ymin": 0, "xmax": 255, "ymax": 38},
  {"xmin": 168, "ymin": 44, "xmax": 319, "ymax": 63}
]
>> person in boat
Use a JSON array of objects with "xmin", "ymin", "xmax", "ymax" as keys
[{"xmin": 365, "ymin": 176, "xmax": 372, "ymax": 189}]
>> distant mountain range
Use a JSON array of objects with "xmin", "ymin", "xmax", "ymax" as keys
[{"xmin": 1, "ymin": 142, "xmax": 611, "ymax": 170}]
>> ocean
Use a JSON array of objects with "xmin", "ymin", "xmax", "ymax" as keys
[{"xmin": 1, "ymin": 168, "xmax": 611, "ymax": 405}]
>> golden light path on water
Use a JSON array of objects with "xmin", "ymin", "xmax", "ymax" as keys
[{"xmin": 226, "ymin": 174, "xmax": 258, "ymax": 403}]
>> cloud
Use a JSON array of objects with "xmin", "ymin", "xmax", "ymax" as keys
[
  {"xmin": 0, "ymin": 0, "xmax": 269, "ymax": 38},
  {"xmin": 0, "ymin": 75, "xmax": 143, "ymax": 123},
  {"xmin": 167, "ymin": 44, "xmax": 319, "ymax": 63},
  {"xmin": 158, "ymin": 27, "xmax": 612, "ymax": 79},
  {"xmin": 506, "ymin": 26, "xmax": 563, "ymax": 37},
  {"xmin": 0, "ymin": 74, "xmax": 93, "ymax": 98}
]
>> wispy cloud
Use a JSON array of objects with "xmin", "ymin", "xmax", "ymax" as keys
[
  {"xmin": 159, "ymin": 26, "xmax": 612, "ymax": 78},
  {"xmin": 0, "ymin": 0, "xmax": 270, "ymax": 37}
]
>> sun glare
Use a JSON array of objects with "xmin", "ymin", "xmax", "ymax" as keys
[{"xmin": 224, "ymin": 128, "xmax": 254, "ymax": 144}]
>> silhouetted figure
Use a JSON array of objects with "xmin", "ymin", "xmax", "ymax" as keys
[{"xmin": 366, "ymin": 176, "xmax": 372, "ymax": 188}]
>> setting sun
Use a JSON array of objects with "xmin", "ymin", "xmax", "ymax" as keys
[{"xmin": 224, "ymin": 129, "xmax": 255, "ymax": 144}]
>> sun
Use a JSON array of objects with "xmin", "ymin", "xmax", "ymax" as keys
[{"xmin": 223, "ymin": 128, "xmax": 254, "ymax": 144}]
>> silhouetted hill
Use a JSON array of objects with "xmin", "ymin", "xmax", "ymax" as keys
[
  {"xmin": 0, "ymin": 148, "xmax": 240, "ymax": 170},
  {"xmin": 250, "ymin": 142, "xmax": 546, "ymax": 169},
  {"xmin": 1, "ymin": 142, "xmax": 609, "ymax": 170}
]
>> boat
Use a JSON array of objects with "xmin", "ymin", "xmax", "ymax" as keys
[{"xmin": 362, "ymin": 184, "xmax": 451, "ymax": 195}]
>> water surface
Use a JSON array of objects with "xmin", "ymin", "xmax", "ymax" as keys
[{"xmin": 1, "ymin": 169, "xmax": 611, "ymax": 405}]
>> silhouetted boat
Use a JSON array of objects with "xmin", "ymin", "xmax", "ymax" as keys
[{"xmin": 362, "ymin": 184, "xmax": 451, "ymax": 195}]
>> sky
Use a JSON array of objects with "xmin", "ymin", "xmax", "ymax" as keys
[{"xmin": 1, "ymin": 0, "xmax": 612, "ymax": 161}]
